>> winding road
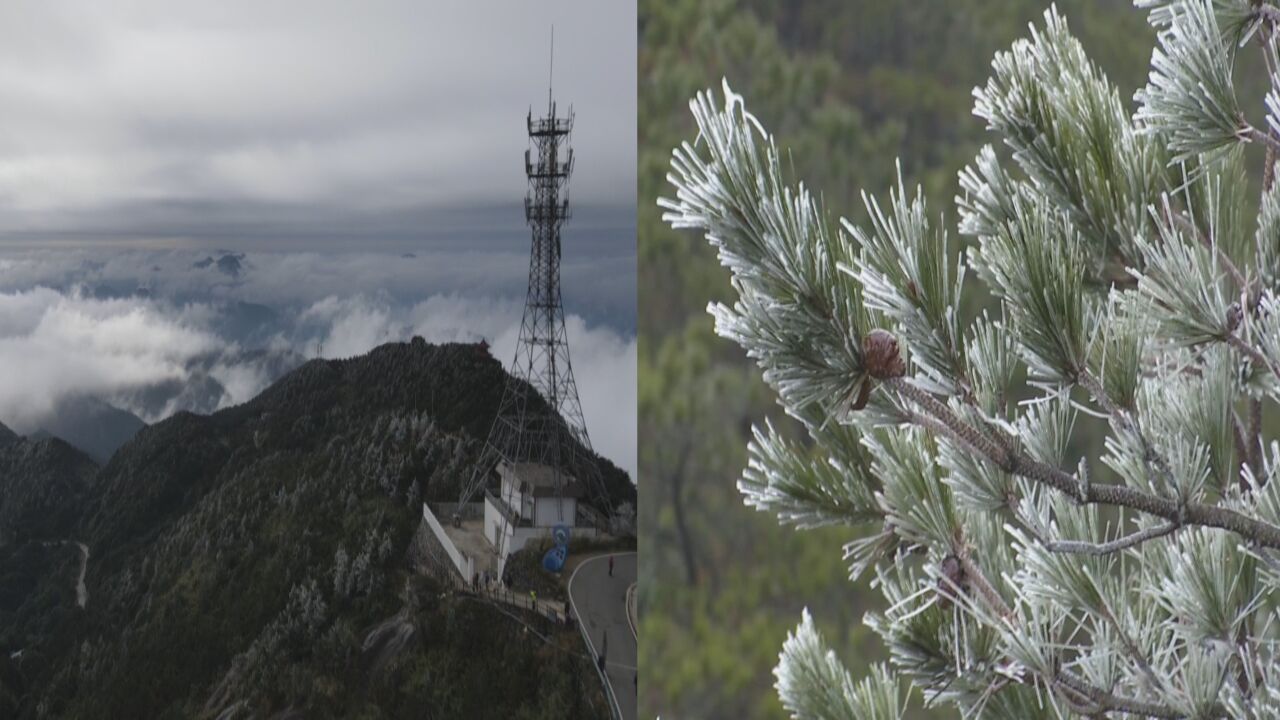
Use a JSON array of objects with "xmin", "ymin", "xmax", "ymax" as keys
[
  {"xmin": 568, "ymin": 552, "xmax": 636, "ymax": 720},
  {"xmin": 39, "ymin": 540, "xmax": 89, "ymax": 608},
  {"xmin": 74, "ymin": 542, "xmax": 89, "ymax": 608}
]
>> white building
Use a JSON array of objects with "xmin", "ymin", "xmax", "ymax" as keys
[
  {"xmin": 420, "ymin": 461, "xmax": 602, "ymax": 585},
  {"xmin": 483, "ymin": 460, "xmax": 591, "ymax": 559}
]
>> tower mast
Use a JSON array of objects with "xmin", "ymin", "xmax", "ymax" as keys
[{"xmin": 455, "ymin": 31, "xmax": 608, "ymax": 564}]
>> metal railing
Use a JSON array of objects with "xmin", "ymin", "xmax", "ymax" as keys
[
  {"xmin": 576, "ymin": 612, "xmax": 621, "ymax": 719},
  {"xmin": 528, "ymin": 115, "xmax": 573, "ymax": 135},
  {"xmin": 431, "ymin": 550, "xmax": 620, "ymax": 718},
  {"xmin": 460, "ymin": 578, "xmax": 618, "ymax": 716},
  {"xmin": 568, "ymin": 561, "xmax": 623, "ymax": 720},
  {"xmin": 472, "ymin": 582, "xmax": 566, "ymax": 623},
  {"xmin": 436, "ymin": 559, "xmax": 566, "ymax": 624},
  {"xmin": 431, "ymin": 501, "xmax": 484, "ymax": 521}
]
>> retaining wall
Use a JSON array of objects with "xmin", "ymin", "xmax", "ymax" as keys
[{"xmin": 422, "ymin": 503, "xmax": 474, "ymax": 581}]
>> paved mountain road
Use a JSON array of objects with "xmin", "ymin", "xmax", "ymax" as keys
[
  {"xmin": 40, "ymin": 540, "xmax": 89, "ymax": 608},
  {"xmin": 568, "ymin": 552, "xmax": 636, "ymax": 720},
  {"xmin": 74, "ymin": 542, "xmax": 89, "ymax": 608}
]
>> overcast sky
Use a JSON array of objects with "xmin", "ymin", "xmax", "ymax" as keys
[
  {"xmin": 0, "ymin": 1, "xmax": 638, "ymax": 478},
  {"xmin": 0, "ymin": 0, "xmax": 636, "ymax": 248}
]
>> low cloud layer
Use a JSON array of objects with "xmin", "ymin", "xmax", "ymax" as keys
[
  {"xmin": 0, "ymin": 245, "xmax": 636, "ymax": 333},
  {"xmin": 0, "ymin": 287, "xmax": 221, "ymax": 426},
  {"xmin": 0, "ymin": 1, "xmax": 636, "ymax": 247},
  {"xmin": 0, "ymin": 269, "xmax": 636, "ymax": 479}
]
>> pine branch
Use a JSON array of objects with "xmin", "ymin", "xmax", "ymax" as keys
[
  {"xmin": 740, "ymin": 421, "xmax": 880, "ymax": 528},
  {"xmin": 1024, "ymin": 520, "xmax": 1179, "ymax": 556},
  {"xmin": 1226, "ymin": 329, "xmax": 1280, "ymax": 380},
  {"xmin": 1096, "ymin": 602, "xmax": 1168, "ymax": 702},
  {"xmin": 1249, "ymin": 398, "xmax": 1265, "ymax": 475},
  {"xmin": 660, "ymin": 82, "xmax": 872, "ymax": 419},
  {"xmin": 1233, "ymin": 410, "xmax": 1253, "ymax": 485},
  {"xmin": 1248, "ymin": 123, "xmax": 1280, "ymax": 153},
  {"xmin": 775, "ymin": 611, "xmax": 905, "ymax": 720},
  {"xmin": 1258, "ymin": 2, "xmax": 1280, "ymax": 30},
  {"xmin": 955, "ymin": 547, "xmax": 1012, "ymax": 619},
  {"xmin": 950, "ymin": 545, "xmax": 1182, "ymax": 718},
  {"xmin": 885, "ymin": 376, "xmax": 1280, "ymax": 550},
  {"xmin": 1259, "ymin": 23, "xmax": 1279, "ymax": 192},
  {"xmin": 1137, "ymin": 0, "xmax": 1252, "ymax": 164},
  {"xmin": 1075, "ymin": 367, "xmax": 1192, "ymax": 501},
  {"xmin": 1053, "ymin": 671, "xmax": 1186, "ymax": 719},
  {"xmin": 1169, "ymin": 207, "xmax": 1248, "ymax": 291},
  {"xmin": 664, "ymin": 6, "xmax": 1280, "ymax": 708}
]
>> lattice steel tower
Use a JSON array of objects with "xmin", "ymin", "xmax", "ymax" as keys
[{"xmin": 455, "ymin": 35, "xmax": 603, "ymax": 529}]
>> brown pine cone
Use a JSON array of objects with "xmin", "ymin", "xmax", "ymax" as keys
[
  {"xmin": 935, "ymin": 554, "xmax": 969, "ymax": 608},
  {"xmin": 1226, "ymin": 303, "xmax": 1243, "ymax": 333},
  {"xmin": 863, "ymin": 329, "xmax": 905, "ymax": 379}
]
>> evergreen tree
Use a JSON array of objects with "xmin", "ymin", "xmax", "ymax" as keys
[{"xmin": 662, "ymin": 2, "xmax": 1280, "ymax": 717}]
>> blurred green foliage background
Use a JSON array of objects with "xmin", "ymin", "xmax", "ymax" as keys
[{"xmin": 637, "ymin": 2, "xmax": 1165, "ymax": 717}]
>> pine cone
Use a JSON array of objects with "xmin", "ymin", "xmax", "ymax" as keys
[
  {"xmin": 935, "ymin": 554, "xmax": 969, "ymax": 608},
  {"xmin": 1226, "ymin": 303, "xmax": 1243, "ymax": 333},
  {"xmin": 863, "ymin": 329, "xmax": 905, "ymax": 379}
]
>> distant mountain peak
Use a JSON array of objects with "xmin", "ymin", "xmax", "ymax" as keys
[
  {"xmin": 0, "ymin": 430, "xmax": 98, "ymax": 546},
  {"xmin": 192, "ymin": 252, "xmax": 246, "ymax": 279},
  {"xmin": 34, "ymin": 396, "xmax": 147, "ymax": 465}
]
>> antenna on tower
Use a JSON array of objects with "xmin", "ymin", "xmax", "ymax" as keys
[
  {"xmin": 453, "ymin": 31, "xmax": 616, "ymax": 568},
  {"xmin": 548, "ymin": 25, "xmax": 555, "ymax": 116}
]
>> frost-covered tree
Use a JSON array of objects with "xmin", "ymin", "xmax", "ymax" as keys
[
  {"xmin": 661, "ymin": 2, "xmax": 1280, "ymax": 717},
  {"xmin": 332, "ymin": 546, "xmax": 350, "ymax": 598}
]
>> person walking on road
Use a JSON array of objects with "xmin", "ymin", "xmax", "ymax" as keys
[{"xmin": 608, "ymin": 555, "xmax": 614, "ymax": 577}]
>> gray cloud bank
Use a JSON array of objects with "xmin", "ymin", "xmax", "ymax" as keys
[
  {"xmin": 0, "ymin": 250, "xmax": 637, "ymax": 479},
  {"xmin": 0, "ymin": 0, "xmax": 636, "ymax": 247},
  {"xmin": 0, "ymin": 242, "xmax": 635, "ymax": 332}
]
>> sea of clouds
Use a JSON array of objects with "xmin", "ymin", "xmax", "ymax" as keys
[{"xmin": 0, "ymin": 249, "xmax": 636, "ymax": 479}]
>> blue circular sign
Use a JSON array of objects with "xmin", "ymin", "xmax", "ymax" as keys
[{"xmin": 552, "ymin": 524, "xmax": 571, "ymax": 547}]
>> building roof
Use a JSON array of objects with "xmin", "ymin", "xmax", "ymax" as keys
[{"xmin": 497, "ymin": 461, "xmax": 585, "ymax": 498}]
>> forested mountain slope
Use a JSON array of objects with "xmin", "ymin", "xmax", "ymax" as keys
[
  {"xmin": 0, "ymin": 339, "xmax": 630, "ymax": 719},
  {"xmin": 0, "ymin": 428, "xmax": 98, "ymax": 548}
]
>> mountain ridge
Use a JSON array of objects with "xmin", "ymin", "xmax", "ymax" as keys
[
  {"xmin": 30, "ymin": 396, "xmax": 146, "ymax": 464},
  {"xmin": 0, "ymin": 338, "xmax": 629, "ymax": 718},
  {"xmin": 0, "ymin": 433, "xmax": 98, "ymax": 548}
]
